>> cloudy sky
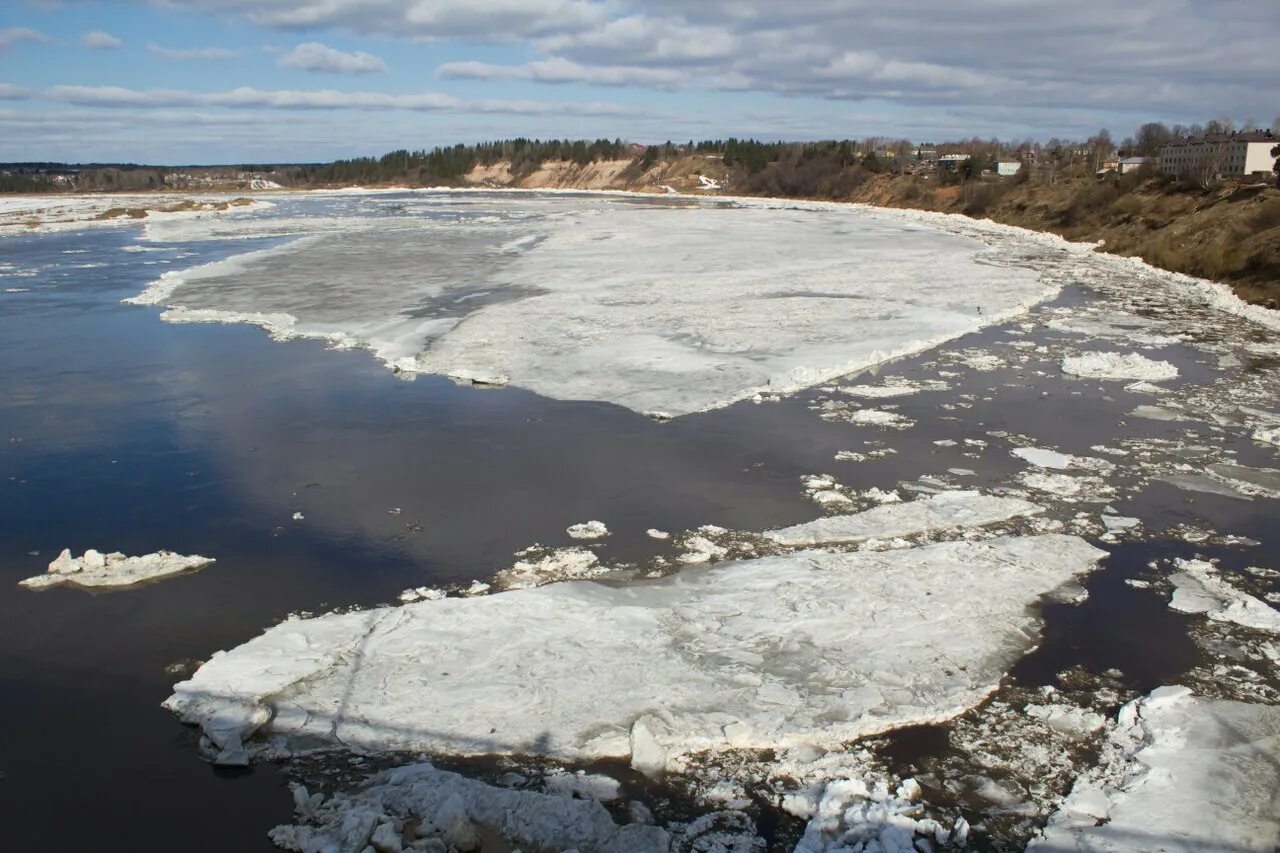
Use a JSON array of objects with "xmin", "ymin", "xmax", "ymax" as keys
[{"xmin": 1, "ymin": 1, "xmax": 1277, "ymax": 164}]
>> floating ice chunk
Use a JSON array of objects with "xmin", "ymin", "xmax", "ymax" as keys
[
  {"xmin": 646, "ymin": 528, "xmax": 670, "ymax": 540},
  {"xmin": 494, "ymin": 547, "xmax": 602, "ymax": 590},
  {"xmin": 292, "ymin": 511, "xmax": 304, "ymax": 521},
  {"xmin": 269, "ymin": 762, "xmax": 668, "ymax": 852},
  {"xmin": 1100, "ymin": 515, "xmax": 1140, "ymax": 533},
  {"xmin": 19, "ymin": 548, "xmax": 214, "ymax": 590},
  {"xmin": 542, "ymin": 770, "xmax": 621, "ymax": 802},
  {"xmin": 165, "ymin": 535, "xmax": 1104, "ymax": 770},
  {"xmin": 795, "ymin": 775, "xmax": 965, "ymax": 853},
  {"xmin": 765, "ymin": 491, "xmax": 1042, "ymax": 547},
  {"xmin": 1254, "ymin": 426, "xmax": 1280, "ymax": 447},
  {"xmin": 1168, "ymin": 558, "xmax": 1280, "ymax": 633},
  {"xmin": 1061, "ymin": 351, "xmax": 1178, "ymax": 381},
  {"xmin": 1036, "ymin": 688, "xmax": 1280, "ymax": 852},
  {"xmin": 1204, "ymin": 463, "xmax": 1280, "ymax": 499},
  {"xmin": 838, "ymin": 379, "xmax": 948, "ymax": 398},
  {"xmin": 1024, "ymin": 703, "xmax": 1106, "ymax": 737},
  {"xmin": 566, "ymin": 520, "xmax": 609, "ymax": 540},
  {"xmin": 840, "ymin": 408, "xmax": 915, "ymax": 429},
  {"xmin": 1124, "ymin": 380, "xmax": 1169, "ymax": 395},
  {"xmin": 398, "ymin": 586, "xmax": 446, "ymax": 604},
  {"xmin": 1013, "ymin": 447, "xmax": 1074, "ymax": 469}
]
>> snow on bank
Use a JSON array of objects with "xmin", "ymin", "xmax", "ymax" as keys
[
  {"xmin": 764, "ymin": 490, "xmax": 1041, "ymax": 547},
  {"xmin": 1060, "ymin": 351, "xmax": 1178, "ymax": 382},
  {"xmin": 166, "ymin": 535, "xmax": 1104, "ymax": 770},
  {"xmin": 19, "ymin": 548, "xmax": 214, "ymax": 590},
  {"xmin": 1035, "ymin": 686, "xmax": 1280, "ymax": 852},
  {"xmin": 0, "ymin": 193, "xmax": 270, "ymax": 236}
]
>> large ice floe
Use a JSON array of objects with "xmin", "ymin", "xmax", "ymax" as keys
[
  {"xmin": 1035, "ymin": 686, "xmax": 1280, "ymax": 852},
  {"xmin": 127, "ymin": 191, "xmax": 1058, "ymax": 416},
  {"xmin": 166, "ymin": 534, "xmax": 1104, "ymax": 771},
  {"xmin": 19, "ymin": 548, "xmax": 214, "ymax": 590}
]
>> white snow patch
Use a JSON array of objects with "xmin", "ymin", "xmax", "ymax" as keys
[{"xmin": 20, "ymin": 548, "xmax": 214, "ymax": 590}]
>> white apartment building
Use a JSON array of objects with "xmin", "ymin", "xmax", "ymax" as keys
[
  {"xmin": 1160, "ymin": 131, "xmax": 1278, "ymax": 179},
  {"xmin": 996, "ymin": 161, "xmax": 1022, "ymax": 176}
]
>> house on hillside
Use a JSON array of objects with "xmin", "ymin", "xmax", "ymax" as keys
[
  {"xmin": 936, "ymin": 154, "xmax": 970, "ymax": 171},
  {"xmin": 1118, "ymin": 156, "xmax": 1151, "ymax": 174},
  {"xmin": 996, "ymin": 161, "xmax": 1022, "ymax": 176},
  {"xmin": 1160, "ymin": 130, "xmax": 1278, "ymax": 179}
]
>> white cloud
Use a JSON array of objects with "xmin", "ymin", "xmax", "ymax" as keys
[
  {"xmin": 58, "ymin": 0, "xmax": 1280, "ymax": 134},
  {"xmin": 40, "ymin": 84, "xmax": 633, "ymax": 116},
  {"xmin": 438, "ymin": 57, "xmax": 687, "ymax": 88},
  {"xmin": 148, "ymin": 43, "xmax": 239, "ymax": 60},
  {"xmin": 82, "ymin": 30, "xmax": 123, "ymax": 50},
  {"xmin": 0, "ymin": 83, "xmax": 31, "ymax": 100},
  {"xmin": 151, "ymin": 0, "xmax": 609, "ymax": 42},
  {"xmin": 277, "ymin": 41, "xmax": 387, "ymax": 74},
  {"xmin": 0, "ymin": 26, "xmax": 50, "ymax": 52}
]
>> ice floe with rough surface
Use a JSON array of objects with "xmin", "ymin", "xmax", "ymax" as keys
[
  {"xmin": 1035, "ymin": 686, "xmax": 1280, "ymax": 852},
  {"xmin": 136, "ymin": 194, "xmax": 1059, "ymax": 416},
  {"xmin": 492, "ymin": 546, "xmax": 602, "ymax": 590},
  {"xmin": 270, "ymin": 762, "xmax": 668, "ymax": 853},
  {"xmin": 19, "ymin": 548, "xmax": 214, "ymax": 590},
  {"xmin": 765, "ymin": 490, "xmax": 1041, "ymax": 547},
  {"xmin": 794, "ymin": 776, "xmax": 968, "ymax": 852},
  {"xmin": 1060, "ymin": 351, "xmax": 1178, "ymax": 381},
  {"xmin": 165, "ymin": 535, "xmax": 1104, "ymax": 771},
  {"xmin": 566, "ymin": 519, "xmax": 609, "ymax": 539},
  {"xmin": 1168, "ymin": 558, "xmax": 1280, "ymax": 633}
]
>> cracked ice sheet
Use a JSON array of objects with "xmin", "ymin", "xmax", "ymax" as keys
[
  {"xmin": 1035, "ymin": 687, "xmax": 1280, "ymax": 852},
  {"xmin": 166, "ymin": 534, "xmax": 1104, "ymax": 770},
  {"xmin": 136, "ymin": 195, "xmax": 1056, "ymax": 416}
]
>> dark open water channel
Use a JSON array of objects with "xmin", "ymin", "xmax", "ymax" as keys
[{"xmin": 1, "ymin": 214, "xmax": 1276, "ymax": 850}]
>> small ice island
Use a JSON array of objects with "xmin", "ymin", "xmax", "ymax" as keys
[{"xmin": 19, "ymin": 548, "xmax": 215, "ymax": 591}]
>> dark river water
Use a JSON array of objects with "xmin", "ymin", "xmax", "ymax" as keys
[{"xmin": 1, "ymin": 204, "xmax": 1276, "ymax": 851}]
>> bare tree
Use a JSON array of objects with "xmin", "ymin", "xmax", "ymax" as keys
[{"xmin": 1188, "ymin": 141, "xmax": 1228, "ymax": 189}]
